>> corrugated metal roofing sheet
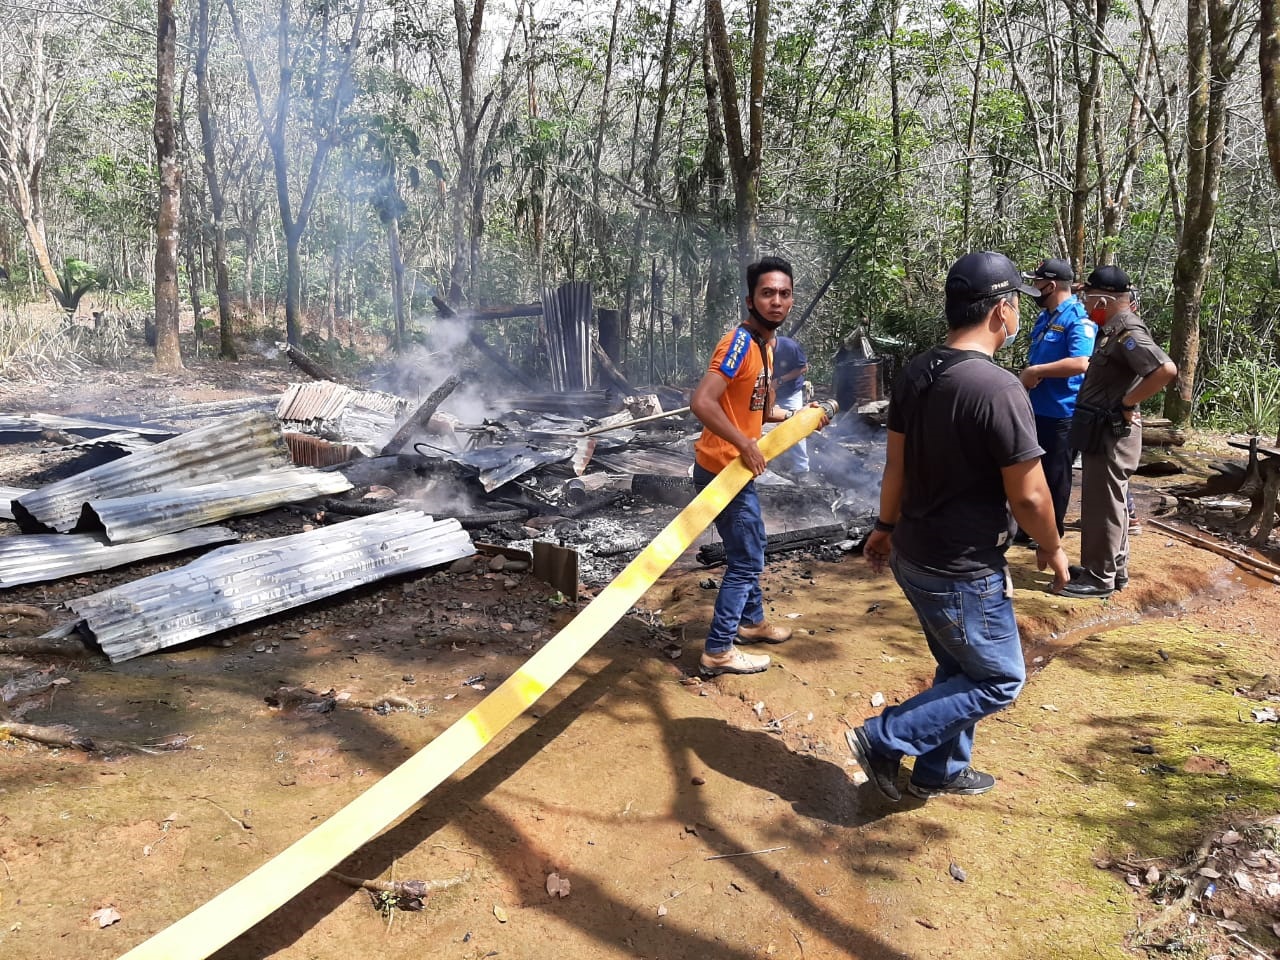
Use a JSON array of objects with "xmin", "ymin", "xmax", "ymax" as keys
[
  {"xmin": 276, "ymin": 382, "xmax": 405, "ymax": 425},
  {"xmin": 12, "ymin": 412, "xmax": 290, "ymax": 533},
  {"xmin": 81, "ymin": 468, "xmax": 354, "ymax": 543},
  {"xmin": 0, "ymin": 526, "xmax": 238, "ymax": 588},
  {"xmin": 0, "ymin": 414, "xmax": 173, "ymax": 443},
  {"xmin": 1, "ymin": 486, "xmax": 31, "ymax": 521},
  {"xmin": 593, "ymin": 443, "xmax": 694, "ymax": 477},
  {"xmin": 61, "ymin": 510, "xmax": 474, "ymax": 662},
  {"xmin": 134, "ymin": 396, "xmax": 277, "ymax": 428}
]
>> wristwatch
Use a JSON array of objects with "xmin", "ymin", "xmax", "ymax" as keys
[{"xmin": 1120, "ymin": 403, "xmax": 1137, "ymax": 411}]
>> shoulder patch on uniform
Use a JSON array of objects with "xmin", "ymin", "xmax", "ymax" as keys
[
  {"xmin": 1124, "ymin": 337, "xmax": 1137, "ymax": 350},
  {"xmin": 1082, "ymin": 321, "xmax": 1097, "ymax": 338},
  {"xmin": 719, "ymin": 328, "xmax": 752, "ymax": 377}
]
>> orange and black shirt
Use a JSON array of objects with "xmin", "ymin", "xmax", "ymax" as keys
[{"xmin": 694, "ymin": 325, "xmax": 773, "ymax": 473}]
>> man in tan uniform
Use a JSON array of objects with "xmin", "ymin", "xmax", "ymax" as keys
[{"xmin": 1060, "ymin": 266, "xmax": 1177, "ymax": 599}]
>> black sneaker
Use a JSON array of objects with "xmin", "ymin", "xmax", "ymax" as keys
[
  {"xmin": 1060, "ymin": 572, "xmax": 1115, "ymax": 599},
  {"xmin": 845, "ymin": 727, "xmax": 901, "ymax": 802},
  {"xmin": 907, "ymin": 767, "xmax": 996, "ymax": 799},
  {"xmin": 1068, "ymin": 565, "xmax": 1127, "ymax": 591}
]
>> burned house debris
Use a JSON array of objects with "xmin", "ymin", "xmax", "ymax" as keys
[
  {"xmin": 0, "ymin": 288, "xmax": 898, "ymax": 667},
  {"xmin": 60, "ymin": 510, "xmax": 474, "ymax": 663}
]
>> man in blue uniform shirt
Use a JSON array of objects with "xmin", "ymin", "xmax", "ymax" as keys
[
  {"xmin": 770, "ymin": 334, "xmax": 810, "ymax": 476},
  {"xmin": 1016, "ymin": 258, "xmax": 1094, "ymax": 539}
]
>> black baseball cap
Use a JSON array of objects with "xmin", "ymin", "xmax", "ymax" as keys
[
  {"xmin": 1081, "ymin": 265, "xmax": 1132, "ymax": 292},
  {"xmin": 945, "ymin": 251, "xmax": 1038, "ymax": 302},
  {"xmin": 1023, "ymin": 258, "xmax": 1074, "ymax": 282}
]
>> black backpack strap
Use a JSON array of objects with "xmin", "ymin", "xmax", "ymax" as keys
[{"xmin": 905, "ymin": 349, "xmax": 984, "ymax": 404}]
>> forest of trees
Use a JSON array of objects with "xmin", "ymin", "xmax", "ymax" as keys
[{"xmin": 1, "ymin": 0, "xmax": 1279, "ymax": 432}]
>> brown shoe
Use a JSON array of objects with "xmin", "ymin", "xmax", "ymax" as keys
[
  {"xmin": 699, "ymin": 647, "xmax": 771, "ymax": 677},
  {"xmin": 736, "ymin": 621, "xmax": 792, "ymax": 644}
]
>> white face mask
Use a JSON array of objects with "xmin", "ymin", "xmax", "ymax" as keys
[{"xmin": 1000, "ymin": 301, "xmax": 1020, "ymax": 349}]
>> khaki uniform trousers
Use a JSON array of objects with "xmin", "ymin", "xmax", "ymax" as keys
[{"xmin": 1079, "ymin": 424, "xmax": 1142, "ymax": 587}]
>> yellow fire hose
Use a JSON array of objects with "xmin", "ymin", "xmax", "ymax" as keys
[{"xmin": 117, "ymin": 401, "xmax": 836, "ymax": 960}]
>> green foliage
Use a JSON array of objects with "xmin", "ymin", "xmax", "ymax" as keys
[
  {"xmin": 1195, "ymin": 356, "xmax": 1280, "ymax": 436},
  {"xmin": 48, "ymin": 260, "xmax": 105, "ymax": 317}
]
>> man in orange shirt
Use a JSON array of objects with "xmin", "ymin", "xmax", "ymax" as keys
[{"xmin": 690, "ymin": 256, "xmax": 829, "ymax": 676}]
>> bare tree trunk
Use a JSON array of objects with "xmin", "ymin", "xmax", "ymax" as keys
[
  {"xmin": 387, "ymin": 214, "xmax": 406, "ymax": 349},
  {"xmin": 196, "ymin": 0, "xmax": 236, "ymax": 360},
  {"xmin": 1164, "ymin": 0, "xmax": 1253, "ymax": 425},
  {"xmin": 700, "ymin": 21, "xmax": 734, "ymax": 343},
  {"xmin": 1068, "ymin": 0, "xmax": 1109, "ymax": 273},
  {"xmin": 0, "ymin": 23, "xmax": 64, "ymax": 292},
  {"xmin": 182, "ymin": 193, "xmax": 204, "ymax": 355},
  {"xmin": 225, "ymin": 0, "xmax": 367, "ymax": 345},
  {"xmin": 1262, "ymin": 0, "xmax": 1280, "ymax": 444},
  {"xmin": 706, "ymin": 0, "xmax": 768, "ymax": 274},
  {"xmin": 960, "ymin": 0, "xmax": 988, "ymax": 250},
  {"xmin": 448, "ymin": 0, "xmax": 485, "ymax": 305},
  {"xmin": 153, "ymin": 0, "xmax": 184, "ymax": 371},
  {"xmin": 591, "ymin": 0, "xmax": 624, "ymax": 209},
  {"xmin": 1264, "ymin": 0, "xmax": 1280, "ymax": 190}
]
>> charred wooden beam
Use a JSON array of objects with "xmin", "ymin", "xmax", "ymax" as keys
[
  {"xmin": 467, "ymin": 331, "xmax": 536, "ymax": 390},
  {"xmin": 432, "ymin": 295, "xmax": 543, "ymax": 321},
  {"xmin": 592, "ymin": 340, "xmax": 634, "ymax": 393},
  {"xmin": 381, "ymin": 374, "xmax": 462, "ymax": 456},
  {"xmin": 278, "ymin": 342, "xmax": 345, "ymax": 384},
  {"xmin": 696, "ymin": 522, "xmax": 848, "ymax": 566}
]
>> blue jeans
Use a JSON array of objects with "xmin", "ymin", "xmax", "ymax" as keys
[
  {"xmin": 863, "ymin": 555, "xmax": 1026, "ymax": 786},
  {"xmin": 693, "ymin": 463, "xmax": 766, "ymax": 654}
]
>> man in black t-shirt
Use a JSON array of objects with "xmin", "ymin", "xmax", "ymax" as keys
[{"xmin": 847, "ymin": 252, "xmax": 1069, "ymax": 803}]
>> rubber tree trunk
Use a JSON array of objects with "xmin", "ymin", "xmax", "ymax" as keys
[
  {"xmin": 196, "ymin": 0, "xmax": 237, "ymax": 360},
  {"xmin": 1163, "ymin": 0, "xmax": 1240, "ymax": 426},
  {"xmin": 388, "ymin": 214, "xmax": 406, "ymax": 350},
  {"xmin": 1261, "ymin": 0, "xmax": 1280, "ymax": 444},
  {"xmin": 285, "ymin": 229, "xmax": 303, "ymax": 346},
  {"xmin": 152, "ymin": 0, "xmax": 184, "ymax": 371}
]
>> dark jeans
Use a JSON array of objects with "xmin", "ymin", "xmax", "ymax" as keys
[
  {"xmin": 693, "ymin": 463, "xmax": 766, "ymax": 654},
  {"xmin": 1036, "ymin": 414, "xmax": 1073, "ymax": 536},
  {"xmin": 863, "ymin": 555, "xmax": 1025, "ymax": 786}
]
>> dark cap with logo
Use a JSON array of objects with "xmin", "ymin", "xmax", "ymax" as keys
[
  {"xmin": 945, "ymin": 251, "xmax": 1039, "ymax": 302},
  {"xmin": 1081, "ymin": 265, "xmax": 1132, "ymax": 293},
  {"xmin": 1023, "ymin": 258, "xmax": 1074, "ymax": 282}
]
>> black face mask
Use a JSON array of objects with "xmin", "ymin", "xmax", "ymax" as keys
[
  {"xmin": 748, "ymin": 304, "xmax": 785, "ymax": 331},
  {"xmin": 1030, "ymin": 285, "xmax": 1049, "ymax": 305}
]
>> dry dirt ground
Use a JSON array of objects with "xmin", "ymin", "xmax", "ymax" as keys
[{"xmin": 1, "ymin": 358, "xmax": 1279, "ymax": 960}]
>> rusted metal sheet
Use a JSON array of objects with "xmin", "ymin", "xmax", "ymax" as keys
[
  {"xmin": 284, "ymin": 433, "xmax": 360, "ymax": 467},
  {"xmin": 1, "ymin": 486, "xmax": 32, "ymax": 521},
  {"xmin": 12, "ymin": 412, "xmax": 290, "ymax": 533},
  {"xmin": 60, "ymin": 510, "xmax": 474, "ymax": 663},
  {"xmin": 81, "ymin": 469, "xmax": 354, "ymax": 543},
  {"xmin": 0, "ymin": 526, "xmax": 238, "ymax": 588}
]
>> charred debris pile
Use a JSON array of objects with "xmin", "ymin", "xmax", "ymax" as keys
[{"xmin": 0, "ymin": 311, "xmax": 889, "ymax": 666}]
